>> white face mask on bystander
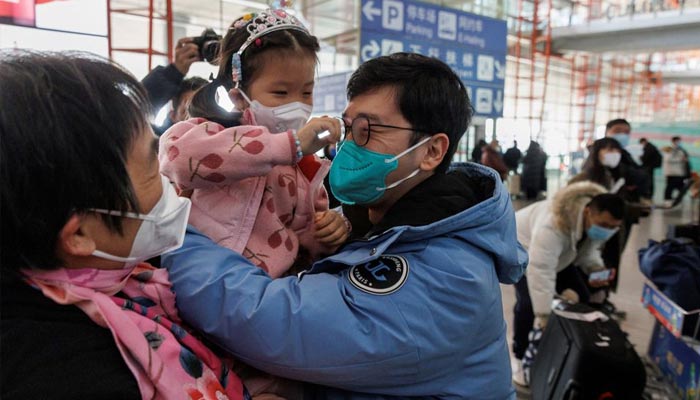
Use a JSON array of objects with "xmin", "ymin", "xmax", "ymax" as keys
[
  {"xmin": 90, "ymin": 175, "xmax": 191, "ymax": 268},
  {"xmin": 601, "ymin": 151, "xmax": 622, "ymax": 168}
]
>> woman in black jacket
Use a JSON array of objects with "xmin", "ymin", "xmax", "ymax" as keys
[{"xmin": 521, "ymin": 141, "xmax": 548, "ymax": 200}]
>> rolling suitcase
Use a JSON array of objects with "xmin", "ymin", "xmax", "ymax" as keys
[{"xmin": 530, "ymin": 303, "xmax": 646, "ymax": 400}]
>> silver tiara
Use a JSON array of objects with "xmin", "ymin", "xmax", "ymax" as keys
[{"xmin": 231, "ymin": 9, "xmax": 310, "ymax": 85}]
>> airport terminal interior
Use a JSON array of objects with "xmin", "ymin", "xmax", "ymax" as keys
[{"xmin": 1, "ymin": 0, "xmax": 699, "ymax": 399}]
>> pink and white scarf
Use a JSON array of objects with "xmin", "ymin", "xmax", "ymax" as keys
[{"xmin": 22, "ymin": 264, "xmax": 247, "ymax": 400}]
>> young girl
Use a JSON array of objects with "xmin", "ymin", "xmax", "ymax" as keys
[{"xmin": 159, "ymin": 9, "xmax": 347, "ymax": 279}]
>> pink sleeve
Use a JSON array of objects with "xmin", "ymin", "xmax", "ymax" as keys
[
  {"xmin": 298, "ymin": 161, "xmax": 335, "ymax": 259},
  {"xmin": 159, "ymin": 119, "xmax": 298, "ymax": 190},
  {"xmin": 313, "ymin": 183, "xmax": 330, "ymax": 214}
]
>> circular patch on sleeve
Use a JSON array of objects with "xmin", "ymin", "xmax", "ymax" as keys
[{"xmin": 348, "ymin": 255, "xmax": 409, "ymax": 295}]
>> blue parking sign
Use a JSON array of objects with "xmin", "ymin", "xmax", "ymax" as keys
[{"xmin": 360, "ymin": 0, "xmax": 507, "ymax": 118}]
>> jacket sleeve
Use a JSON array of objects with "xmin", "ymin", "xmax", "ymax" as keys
[
  {"xmin": 526, "ymin": 222, "xmax": 568, "ymax": 316},
  {"xmin": 159, "ymin": 120, "xmax": 297, "ymax": 189},
  {"xmin": 141, "ymin": 64, "xmax": 184, "ymax": 111},
  {"xmin": 296, "ymin": 184, "xmax": 337, "ymax": 259},
  {"xmin": 302, "ymin": 161, "xmax": 337, "ymax": 257},
  {"xmin": 162, "ymin": 228, "xmax": 420, "ymax": 391},
  {"xmin": 574, "ymin": 239, "xmax": 605, "ymax": 274}
]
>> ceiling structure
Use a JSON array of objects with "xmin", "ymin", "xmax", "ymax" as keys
[
  {"xmin": 112, "ymin": 0, "xmax": 700, "ymax": 141},
  {"xmin": 110, "ymin": 0, "xmax": 700, "ymax": 62}
]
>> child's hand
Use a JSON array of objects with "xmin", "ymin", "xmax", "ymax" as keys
[
  {"xmin": 314, "ymin": 210, "xmax": 349, "ymax": 249},
  {"xmin": 297, "ymin": 117, "xmax": 343, "ymax": 156}
]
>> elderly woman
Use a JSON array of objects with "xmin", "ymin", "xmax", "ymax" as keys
[{"xmin": 0, "ymin": 51, "xmax": 246, "ymax": 399}]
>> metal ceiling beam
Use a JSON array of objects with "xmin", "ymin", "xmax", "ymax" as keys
[
  {"xmin": 551, "ymin": 8, "xmax": 700, "ymax": 53},
  {"xmin": 662, "ymin": 70, "xmax": 700, "ymax": 85}
]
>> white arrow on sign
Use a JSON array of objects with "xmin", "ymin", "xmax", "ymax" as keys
[
  {"xmin": 363, "ymin": 0, "xmax": 381, "ymax": 21},
  {"xmin": 493, "ymin": 90, "xmax": 503, "ymax": 113},
  {"xmin": 361, "ymin": 40, "xmax": 380, "ymax": 61},
  {"xmin": 494, "ymin": 61, "xmax": 505, "ymax": 80}
]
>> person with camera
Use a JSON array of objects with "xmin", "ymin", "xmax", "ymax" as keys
[{"xmin": 141, "ymin": 30, "xmax": 220, "ymax": 134}]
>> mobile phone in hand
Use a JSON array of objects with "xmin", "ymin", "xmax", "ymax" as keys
[{"xmin": 589, "ymin": 269, "xmax": 612, "ymax": 283}]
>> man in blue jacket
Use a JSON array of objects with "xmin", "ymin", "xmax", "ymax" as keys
[{"xmin": 163, "ymin": 52, "xmax": 527, "ymax": 399}]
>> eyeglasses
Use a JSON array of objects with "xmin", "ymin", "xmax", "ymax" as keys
[{"xmin": 342, "ymin": 116, "xmax": 430, "ymax": 147}]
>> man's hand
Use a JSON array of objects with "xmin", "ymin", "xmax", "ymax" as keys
[
  {"xmin": 314, "ymin": 210, "xmax": 349, "ymax": 249},
  {"xmin": 588, "ymin": 268, "xmax": 616, "ymax": 288},
  {"xmin": 173, "ymin": 37, "xmax": 199, "ymax": 75},
  {"xmin": 534, "ymin": 315, "xmax": 548, "ymax": 330}
]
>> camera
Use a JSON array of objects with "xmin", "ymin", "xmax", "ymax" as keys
[{"xmin": 191, "ymin": 28, "xmax": 222, "ymax": 63}]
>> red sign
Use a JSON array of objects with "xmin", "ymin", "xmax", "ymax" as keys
[{"xmin": 0, "ymin": 0, "xmax": 36, "ymax": 27}]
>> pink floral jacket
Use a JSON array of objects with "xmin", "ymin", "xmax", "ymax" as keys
[{"xmin": 159, "ymin": 117, "xmax": 331, "ymax": 278}]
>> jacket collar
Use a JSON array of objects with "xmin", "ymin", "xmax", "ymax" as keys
[{"xmin": 366, "ymin": 169, "xmax": 487, "ymax": 237}]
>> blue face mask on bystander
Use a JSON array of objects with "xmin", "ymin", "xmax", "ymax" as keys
[
  {"xmin": 586, "ymin": 224, "xmax": 619, "ymax": 242},
  {"xmin": 610, "ymin": 133, "xmax": 630, "ymax": 148}
]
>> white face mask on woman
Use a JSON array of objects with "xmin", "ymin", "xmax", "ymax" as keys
[
  {"xmin": 238, "ymin": 89, "xmax": 312, "ymax": 133},
  {"xmin": 90, "ymin": 175, "xmax": 191, "ymax": 268},
  {"xmin": 601, "ymin": 151, "xmax": 622, "ymax": 168}
]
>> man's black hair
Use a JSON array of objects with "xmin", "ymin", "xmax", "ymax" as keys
[
  {"xmin": 605, "ymin": 118, "xmax": 631, "ymax": 132},
  {"xmin": 588, "ymin": 193, "xmax": 626, "ymax": 220},
  {"xmin": 0, "ymin": 51, "xmax": 151, "ymax": 271},
  {"xmin": 346, "ymin": 52, "xmax": 473, "ymax": 173},
  {"xmin": 672, "ymin": 136, "xmax": 681, "ymax": 142},
  {"xmin": 173, "ymin": 76, "xmax": 208, "ymax": 112}
]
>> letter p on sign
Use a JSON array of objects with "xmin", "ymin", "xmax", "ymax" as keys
[{"xmin": 382, "ymin": 0, "xmax": 404, "ymax": 31}]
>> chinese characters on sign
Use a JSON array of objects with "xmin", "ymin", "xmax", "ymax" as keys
[{"xmin": 360, "ymin": 0, "xmax": 507, "ymax": 118}]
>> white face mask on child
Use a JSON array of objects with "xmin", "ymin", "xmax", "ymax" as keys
[{"xmin": 238, "ymin": 89, "xmax": 312, "ymax": 133}]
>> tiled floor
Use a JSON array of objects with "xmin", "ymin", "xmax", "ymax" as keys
[{"xmin": 501, "ymin": 187, "xmax": 699, "ymax": 399}]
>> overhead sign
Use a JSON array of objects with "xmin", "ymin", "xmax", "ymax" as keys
[
  {"xmin": 360, "ymin": 0, "xmax": 507, "ymax": 118},
  {"xmin": 313, "ymin": 71, "xmax": 353, "ymax": 116}
]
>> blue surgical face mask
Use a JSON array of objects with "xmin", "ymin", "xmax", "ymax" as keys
[
  {"xmin": 586, "ymin": 224, "xmax": 619, "ymax": 242},
  {"xmin": 329, "ymin": 136, "xmax": 431, "ymax": 205},
  {"xmin": 610, "ymin": 133, "xmax": 630, "ymax": 148}
]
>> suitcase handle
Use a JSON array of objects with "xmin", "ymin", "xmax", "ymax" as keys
[{"xmin": 563, "ymin": 381, "xmax": 582, "ymax": 400}]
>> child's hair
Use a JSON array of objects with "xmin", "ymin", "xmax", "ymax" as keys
[{"xmin": 188, "ymin": 11, "xmax": 320, "ymax": 126}]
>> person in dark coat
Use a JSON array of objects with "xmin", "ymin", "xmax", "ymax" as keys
[
  {"xmin": 570, "ymin": 137, "xmax": 650, "ymax": 295},
  {"xmin": 503, "ymin": 141, "xmax": 523, "ymax": 173},
  {"xmin": 141, "ymin": 37, "xmax": 201, "ymax": 134},
  {"xmin": 639, "ymin": 137, "xmax": 662, "ymax": 199},
  {"xmin": 521, "ymin": 141, "xmax": 547, "ymax": 200},
  {"xmin": 604, "ymin": 119, "xmax": 649, "ymax": 203},
  {"xmin": 471, "ymin": 139, "xmax": 487, "ymax": 163}
]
